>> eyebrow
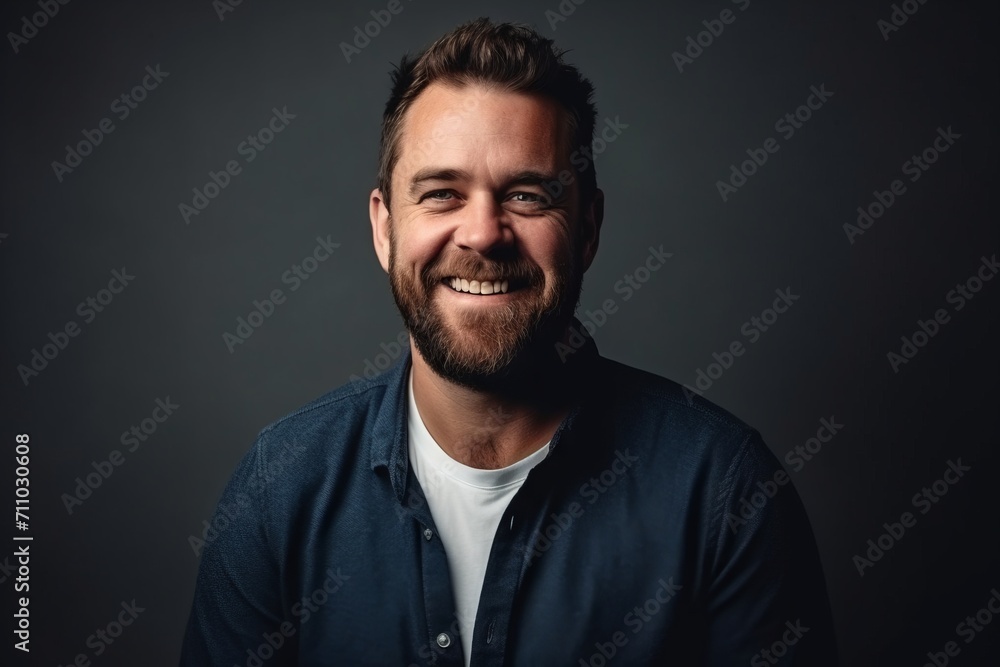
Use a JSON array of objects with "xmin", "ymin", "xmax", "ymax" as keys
[
  {"xmin": 407, "ymin": 168, "xmax": 562, "ymax": 198},
  {"xmin": 408, "ymin": 168, "xmax": 469, "ymax": 198},
  {"xmin": 506, "ymin": 170, "xmax": 561, "ymax": 187}
]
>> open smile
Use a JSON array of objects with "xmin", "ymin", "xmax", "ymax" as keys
[{"xmin": 442, "ymin": 277, "xmax": 514, "ymax": 295}]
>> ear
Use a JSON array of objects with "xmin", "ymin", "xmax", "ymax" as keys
[
  {"xmin": 370, "ymin": 187, "xmax": 391, "ymax": 273},
  {"xmin": 579, "ymin": 188, "xmax": 604, "ymax": 272}
]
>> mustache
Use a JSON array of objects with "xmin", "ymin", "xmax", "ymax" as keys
[{"xmin": 424, "ymin": 255, "xmax": 544, "ymax": 288}]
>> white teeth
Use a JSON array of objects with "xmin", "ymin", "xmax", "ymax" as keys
[{"xmin": 447, "ymin": 278, "xmax": 510, "ymax": 294}]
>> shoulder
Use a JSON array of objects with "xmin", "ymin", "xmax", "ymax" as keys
[
  {"xmin": 587, "ymin": 354, "xmax": 787, "ymax": 508},
  {"xmin": 594, "ymin": 355, "xmax": 759, "ymax": 452},
  {"xmin": 244, "ymin": 370, "xmax": 397, "ymax": 482},
  {"xmin": 260, "ymin": 374, "xmax": 387, "ymax": 439}
]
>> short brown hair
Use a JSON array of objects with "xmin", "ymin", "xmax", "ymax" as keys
[{"xmin": 377, "ymin": 17, "xmax": 598, "ymax": 209}]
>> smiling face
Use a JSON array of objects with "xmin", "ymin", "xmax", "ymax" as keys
[{"xmin": 370, "ymin": 81, "xmax": 602, "ymax": 389}]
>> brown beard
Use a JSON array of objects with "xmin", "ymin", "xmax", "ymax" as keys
[{"xmin": 387, "ymin": 222, "xmax": 584, "ymax": 391}]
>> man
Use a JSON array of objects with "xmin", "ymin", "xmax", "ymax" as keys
[{"xmin": 182, "ymin": 18, "xmax": 837, "ymax": 666}]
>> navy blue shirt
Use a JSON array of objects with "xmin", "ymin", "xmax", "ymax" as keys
[{"xmin": 182, "ymin": 329, "xmax": 837, "ymax": 666}]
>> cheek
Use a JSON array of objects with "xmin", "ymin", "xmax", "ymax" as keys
[
  {"xmin": 393, "ymin": 222, "xmax": 451, "ymax": 273},
  {"xmin": 524, "ymin": 230, "xmax": 574, "ymax": 274}
]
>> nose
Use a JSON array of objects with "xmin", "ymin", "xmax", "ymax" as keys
[{"xmin": 452, "ymin": 193, "xmax": 511, "ymax": 254}]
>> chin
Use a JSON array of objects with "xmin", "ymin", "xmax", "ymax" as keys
[{"xmin": 415, "ymin": 308, "xmax": 572, "ymax": 391}]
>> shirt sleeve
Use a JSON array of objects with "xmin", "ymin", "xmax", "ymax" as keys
[
  {"xmin": 180, "ymin": 432, "xmax": 297, "ymax": 666},
  {"xmin": 703, "ymin": 428, "xmax": 839, "ymax": 666}
]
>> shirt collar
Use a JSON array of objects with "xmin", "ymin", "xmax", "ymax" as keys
[{"xmin": 369, "ymin": 317, "xmax": 601, "ymax": 503}]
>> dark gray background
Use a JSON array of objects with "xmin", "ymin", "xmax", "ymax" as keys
[{"xmin": 2, "ymin": 0, "xmax": 997, "ymax": 664}]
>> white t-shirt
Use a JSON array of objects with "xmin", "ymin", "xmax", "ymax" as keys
[{"xmin": 407, "ymin": 369, "xmax": 550, "ymax": 667}]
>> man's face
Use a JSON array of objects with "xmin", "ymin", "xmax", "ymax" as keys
[{"xmin": 370, "ymin": 82, "xmax": 601, "ymax": 388}]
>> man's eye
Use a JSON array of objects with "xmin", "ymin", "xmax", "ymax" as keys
[
  {"xmin": 422, "ymin": 191, "xmax": 454, "ymax": 202},
  {"xmin": 509, "ymin": 192, "xmax": 549, "ymax": 205}
]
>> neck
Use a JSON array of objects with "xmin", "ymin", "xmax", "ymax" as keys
[{"xmin": 409, "ymin": 334, "xmax": 579, "ymax": 470}]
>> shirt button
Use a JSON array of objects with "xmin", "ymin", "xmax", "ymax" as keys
[
  {"xmin": 436, "ymin": 632, "xmax": 451, "ymax": 648},
  {"xmin": 423, "ymin": 528, "xmax": 433, "ymax": 541}
]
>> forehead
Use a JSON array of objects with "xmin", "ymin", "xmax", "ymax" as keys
[{"xmin": 394, "ymin": 81, "xmax": 570, "ymax": 179}]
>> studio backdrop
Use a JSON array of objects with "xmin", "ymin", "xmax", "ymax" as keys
[{"xmin": 1, "ymin": 0, "xmax": 997, "ymax": 664}]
